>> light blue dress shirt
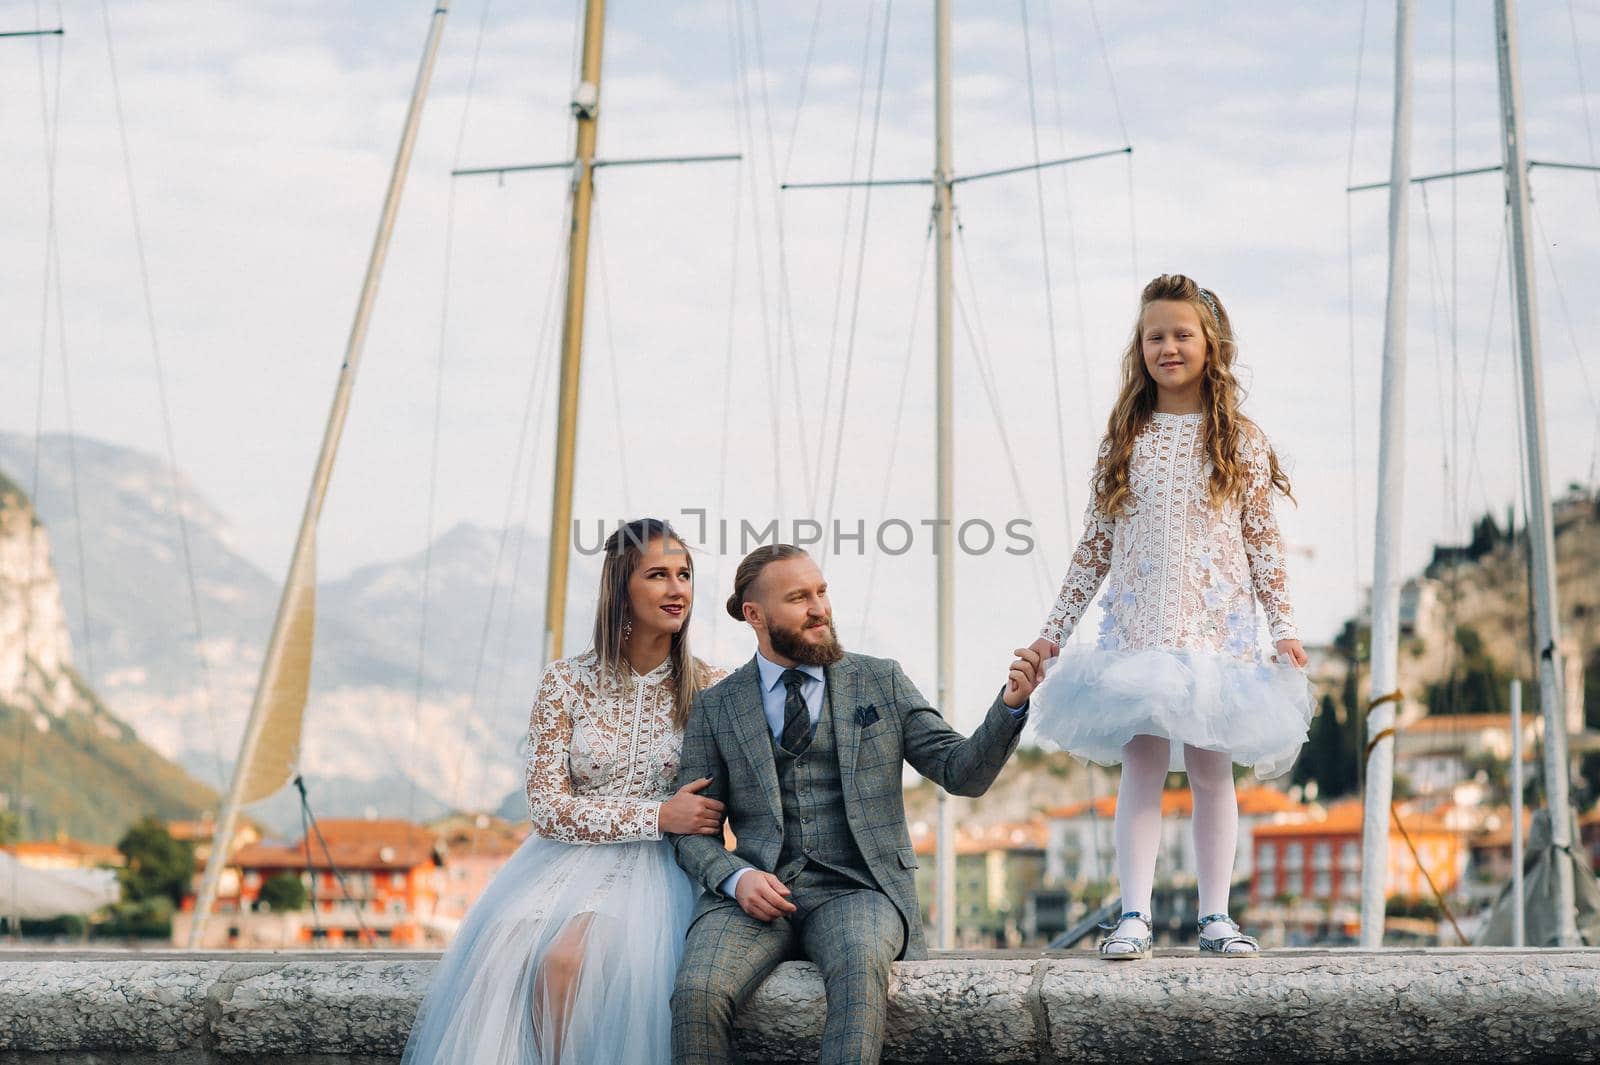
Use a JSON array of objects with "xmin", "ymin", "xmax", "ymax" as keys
[{"xmin": 754, "ymin": 650, "xmax": 826, "ymax": 740}]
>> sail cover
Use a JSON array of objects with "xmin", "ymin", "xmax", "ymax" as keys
[
  {"xmin": 1475, "ymin": 808, "xmax": 1600, "ymax": 947},
  {"xmin": 0, "ymin": 853, "xmax": 120, "ymax": 919},
  {"xmin": 238, "ymin": 539, "xmax": 316, "ymax": 803}
]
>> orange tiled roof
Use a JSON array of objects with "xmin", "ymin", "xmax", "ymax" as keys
[
  {"xmin": 911, "ymin": 819, "xmax": 1049, "ymax": 857},
  {"xmin": 1252, "ymin": 800, "xmax": 1456, "ymax": 839},
  {"xmin": 233, "ymin": 819, "xmax": 438, "ymax": 871},
  {"xmin": 3, "ymin": 838, "xmax": 124, "ymax": 865},
  {"xmin": 1044, "ymin": 785, "xmax": 1307, "ymax": 820}
]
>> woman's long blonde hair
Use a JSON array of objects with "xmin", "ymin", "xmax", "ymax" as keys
[
  {"xmin": 1093, "ymin": 274, "xmax": 1293, "ymax": 517},
  {"xmin": 591, "ymin": 518, "xmax": 715, "ymax": 729}
]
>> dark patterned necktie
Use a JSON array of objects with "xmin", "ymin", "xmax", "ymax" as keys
[{"xmin": 780, "ymin": 668, "xmax": 813, "ymax": 752}]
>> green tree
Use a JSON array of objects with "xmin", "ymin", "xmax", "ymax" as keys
[
  {"xmin": 1294, "ymin": 694, "xmax": 1360, "ymax": 799},
  {"xmin": 116, "ymin": 817, "xmax": 194, "ymax": 905},
  {"xmin": 0, "ymin": 809, "xmax": 19, "ymax": 846},
  {"xmin": 258, "ymin": 871, "xmax": 308, "ymax": 912},
  {"xmin": 1424, "ymin": 624, "xmax": 1538, "ymax": 717}
]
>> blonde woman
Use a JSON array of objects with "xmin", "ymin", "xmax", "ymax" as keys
[{"xmin": 403, "ymin": 518, "xmax": 727, "ymax": 1064}]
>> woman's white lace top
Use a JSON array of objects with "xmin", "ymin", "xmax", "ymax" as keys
[
  {"xmin": 1040, "ymin": 414, "xmax": 1298, "ymax": 658},
  {"xmin": 525, "ymin": 650, "xmax": 727, "ymax": 844}
]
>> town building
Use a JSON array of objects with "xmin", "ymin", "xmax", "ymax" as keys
[
  {"xmin": 911, "ymin": 819, "xmax": 1048, "ymax": 948},
  {"xmin": 176, "ymin": 818, "xmax": 445, "ymax": 949},
  {"xmin": 1042, "ymin": 785, "xmax": 1312, "ymax": 891},
  {"xmin": 1249, "ymin": 800, "xmax": 1467, "ymax": 941},
  {"xmin": 1394, "ymin": 713, "xmax": 1538, "ymax": 796},
  {"xmin": 426, "ymin": 813, "xmax": 529, "ymax": 927}
]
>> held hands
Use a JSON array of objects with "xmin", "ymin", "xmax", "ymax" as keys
[
  {"xmin": 735, "ymin": 870, "xmax": 797, "ymax": 922},
  {"xmin": 1004, "ymin": 643, "xmax": 1053, "ymax": 709},
  {"xmin": 1273, "ymin": 639, "xmax": 1308, "ymax": 668},
  {"xmin": 659, "ymin": 777, "xmax": 725, "ymax": 836}
]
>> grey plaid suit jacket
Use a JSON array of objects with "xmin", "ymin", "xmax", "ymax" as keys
[{"xmin": 670, "ymin": 651, "xmax": 1026, "ymax": 959}]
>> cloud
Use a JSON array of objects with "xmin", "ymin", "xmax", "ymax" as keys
[{"xmin": 0, "ymin": 0, "xmax": 1595, "ymax": 732}]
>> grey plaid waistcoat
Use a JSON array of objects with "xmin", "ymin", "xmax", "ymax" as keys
[{"xmin": 773, "ymin": 690, "xmax": 875, "ymax": 887}]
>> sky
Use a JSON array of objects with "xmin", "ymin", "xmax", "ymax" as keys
[{"xmin": 1, "ymin": 0, "xmax": 1598, "ymax": 730}]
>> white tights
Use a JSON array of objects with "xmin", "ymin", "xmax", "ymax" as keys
[{"xmin": 1113, "ymin": 734, "xmax": 1238, "ymax": 920}]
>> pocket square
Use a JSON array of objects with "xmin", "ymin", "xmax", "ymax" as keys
[{"xmin": 854, "ymin": 704, "xmax": 880, "ymax": 728}]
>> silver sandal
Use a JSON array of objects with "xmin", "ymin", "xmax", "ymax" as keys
[
  {"xmin": 1197, "ymin": 913, "xmax": 1259, "ymax": 956},
  {"xmin": 1097, "ymin": 910, "xmax": 1153, "ymax": 960}
]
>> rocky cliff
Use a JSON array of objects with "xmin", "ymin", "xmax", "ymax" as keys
[{"xmin": 0, "ymin": 469, "xmax": 215, "ymax": 844}]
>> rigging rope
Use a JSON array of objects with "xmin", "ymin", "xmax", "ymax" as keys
[
  {"xmin": 12, "ymin": 0, "xmax": 62, "ymax": 925},
  {"xmin": 749, "ymin": 0, "xmax": 817, "ymax": 513},
  {"xmin": 442, "ymin": 0, "xmax": 584, "ymax": 814},
  {"xmin": 1037, "ymin": 0, "xmax": 1095, "ymax": 438},
  {"xmin": 1565, "ymin": 0, "xmax": 1600, "ymax": 222},
  {"xmin": 1017, "ymin": 0, "xmax": 1076, "ymax": 540},
  {"xmin": 1342, "ymin": 0, "xmax": 1370, "ymax": 777},
  {"xmin": 780, "ymin": 0, "xmax": 827, "ymax": 180},
  {"xmin": 482, "ymin": 224, "xmax": 569, "ymax": 775},
  {"xmin": 29, "ymin": 6, "xmax": 96, "ymax": 692},
  {"xmin": 810, "ymin": 0, "xmax": 881, "ymax": 518},
  {"xmin": 711, "ymin": 153, "xmax": 745, "ymax": 654},
  {"xmin": 953, "ymin": 214, "xmax": 1055, "ymax": 595},
  {"xmin": 448, "ymin": 190, "xmax": 575, "ymax": 813},
  {"xmin": 99, "ymin": 0, "xmax": 227, "ymax": 791},
  {"xmin": 1084, "ymin": 0, "xmax": 1136, "ymax": 283},
  {"xmin": 592, "ymin": 212, "xmax": 635, "ymax": 516},
  {"xmin": 1458, "ymin": 212, "xmax": 1510, "ymax": 523},
  {"xmin": 1445, "ymin": 1, "xmax": 1463, "ymax": 725},
  {"xmin": 858, "ymin": 224, "xmax": 933, "ymax": 638},
  {"xmin": 406, "ymin": 0, "xmax": 497, "ymax": 826},
  {"xmin": 727, "ymin": 0, "xmax": 787, "ymax": 519},
  {"xmin": 1506, "ymin": 280, "xmax": 1546, "ymax": 795},
  {"xmin": 1418, "ymin": 183, "xmax": 1464, "ymax": 720},
  {"xmin": 1530, "ymin": 200, "xmax": 1600, "ymax": 485},
  {"xmin": 818, "ymin": 0, "xmax": 894, "ymax": 563}
]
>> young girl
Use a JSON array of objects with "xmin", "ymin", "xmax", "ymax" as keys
[{"xmin": 1027, "ymin": 274, "xmax": 1314, "ymax": 959}]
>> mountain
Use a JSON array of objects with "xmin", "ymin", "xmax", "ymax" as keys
[
  {"xmin": 0, "ymin": 433, "xmax": 596, "ymax": 831},
  {"xmin": 0, "ymin": 469, "xmax": 217, "ymax": 844}
]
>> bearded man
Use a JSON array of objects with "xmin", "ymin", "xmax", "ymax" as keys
[{"xmin": 667, "ymin": 543, "xmax": 1042, "ymax": 1065}]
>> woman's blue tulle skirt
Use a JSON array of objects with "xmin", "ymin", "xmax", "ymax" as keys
[
  {"xmin": 401, "ymin": 831, "xmax": 694, "ymax": 1065},
  {"xmin": 1028, "ymin": 646, "xmax": 1316, "ymax": 779}
]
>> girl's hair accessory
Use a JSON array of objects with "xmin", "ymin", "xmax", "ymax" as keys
[{"xmin": 1196, "ymin": 287, "xmax": 1219, "ymax": 320}]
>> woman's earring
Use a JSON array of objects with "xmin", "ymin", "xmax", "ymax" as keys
[{"xmin": 623, "ymin": 616, "xmax": 633, "ymax": 641}]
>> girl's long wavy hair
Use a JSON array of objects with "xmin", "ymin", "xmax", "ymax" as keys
[
  {"xmin": 1094, "ymin": 274, "xmax": 1293, "ymax": 517},
  {"xmin": 591, "ymin": 518, "xmax": 715, "ymax": 730}
]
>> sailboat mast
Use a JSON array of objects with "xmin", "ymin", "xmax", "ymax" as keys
[
  {"xmin": 932, "ymin": 0, "xmax": 957, "ymax": 952},
  {"xmin": 541, "ymin": 0, "xmax": 606, "ymax": 666},
  {"xmin": 1493, "ymin": 0, "xmax": 1578, "ymax": 947},
  {"xmin": 187, "ymin": 0, "xmax": 452, "ymax": 948},
  {"xmin": 1359, "ymin": 0, "xmax": 1413, "ymax": 949}
]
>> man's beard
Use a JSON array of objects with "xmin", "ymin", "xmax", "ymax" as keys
[{"xmin": 768, "ymin": 616, "xmax": 845, "ymax": 666}]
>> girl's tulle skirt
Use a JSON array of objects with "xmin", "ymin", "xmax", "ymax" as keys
[
  {"xmin": 1028, "ymin": 646, "xmax": 1316, "ymax": 779},
  {"xmin": 401, "ymin": 831, "xmax": 694, "ymax": 1065}
]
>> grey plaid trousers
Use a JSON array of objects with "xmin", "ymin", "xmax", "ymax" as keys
[{"xmin": 671, "ymin": 866, "xmax": 904, "ymax": 1065}]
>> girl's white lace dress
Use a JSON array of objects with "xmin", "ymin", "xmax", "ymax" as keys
[
  {"xmin": 1030, "ymin": 413, "xmax": 1314, "ymax": 778},
  {"xmin": 402, "ymin": 650, "xmax": 726, "ymax": 1065}
]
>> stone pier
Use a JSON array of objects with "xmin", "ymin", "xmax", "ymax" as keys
[{"xmin": 1, "ymin": 949, "xmax": 1597, "ymax": 1063}]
